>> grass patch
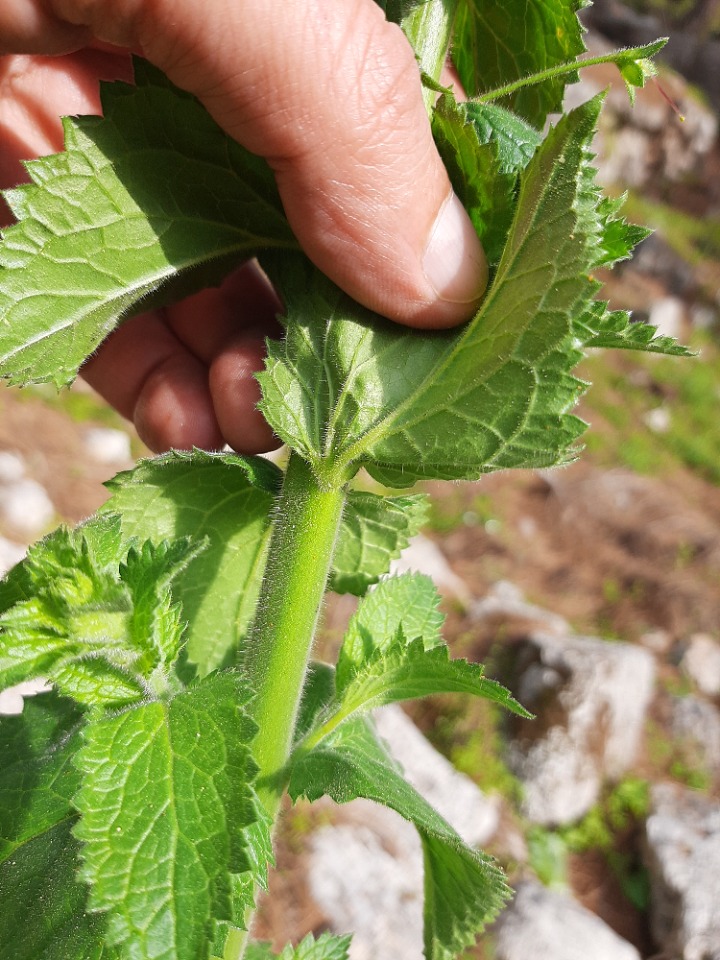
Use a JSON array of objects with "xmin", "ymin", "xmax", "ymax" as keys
[{"xmin": 580, "ymin": 330, "xmax": 720, "ymax": 483}]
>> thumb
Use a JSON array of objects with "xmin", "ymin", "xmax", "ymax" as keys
[{"xmin": 46, "ymin": 0, "xmax": 488, "ymax": 327}]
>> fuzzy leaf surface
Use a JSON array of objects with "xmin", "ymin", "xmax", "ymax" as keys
[
  {"xmin": 260, "ymin": 99, "xmax": 684, "ymax": 488},
  {"xmin": 103, "ymin": 450, "xmax": 280, "ymax": 675},
  {"xmin": 259, "ymin": 102, "xmax": 596, "ymax": 485},
  {"xmin": 335, "ymin": 635, "xmax": 531, "ymax": 720},
  {"xmin": 331, "ymin": 492, "xmax": 428, "ymax": 595},
  {"xmin": 336, "ymin": 573, "xmax": 444, "ymax": 691},
  {"xmin": 289, "ymin": 717, "xmax": 509, "ymax": 959},
  {"xmin": 244, "ymin": 933, "xmax": 352, "ymax": 960},
  {"xmin": 453, "ymin": 0, "xmax": 586, "ymax": 126},
  {"xmin": 73, "ymin": 672, "xmax": 267, "ymax": 960},
  {"xmin": 460, "ymin": 102, "xmax": 542, "ymax": 174},
  {"xmin": 432, "ymin": 96, "xmax": 516, "ymax": 266},
  {"xmin": 0, "ymin": 520, "xmax": 198, "ymax": 706},
  {"xmin": 0, "ymin": 59, "xmax": 294, "ymax": 387},
  {"xmin": 0, "ymin": 692, "xmax": 115, "ymax": 959}
]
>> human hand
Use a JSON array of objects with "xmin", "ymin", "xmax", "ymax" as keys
[{"xmin": 0, "ymin": 0, "xmax": 488, "ymax": 454}]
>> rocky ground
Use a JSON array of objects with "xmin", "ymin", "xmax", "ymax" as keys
[{"xmin": 2, "ymin": 17, "xmax": 720, "ymax": 960}]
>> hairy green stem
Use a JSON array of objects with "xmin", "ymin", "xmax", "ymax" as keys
[
  {"xmin": 243, "ymin": 451, "xmax": 346, "ymax": 812},
  {"xmin": 227, "ymin": 453, "xmax": 345, "ymax": 960},
  {"xmin": 474, "ymin": 43, "xmax": 664, "ymax": 106}
]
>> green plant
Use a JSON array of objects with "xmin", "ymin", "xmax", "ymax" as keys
[
  {"xmin": 528, "ymin": 779, "xmax": 651, "ymax": 908},
  {"xmin": 0, "ymin": 3, "xmax": 687, "ymax": 959}
]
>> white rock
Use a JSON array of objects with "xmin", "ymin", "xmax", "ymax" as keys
[
  {"xmin": 374, "ymin": 704, "xmax": 500, "ymax": 846},
  {"xmin": 671, "ymin": 695, "xmax": 720, "ymax": 773},
  {"xmin": 308, "ymin": 707, "xmax": 500, "ymax": 960},
  {"xmin": 309, "ymin": 811, "xmax": 423, "ymax": 960},
  {"xmin": 0, "ymin": 679, "xmax": 51, "ymax": 715},
  {"xmin": 471, "ymin": 580, "xmax": 569, "ymax": 636},
  {"xmin": 504, "ymin": 632, "xmax": 656, "ymax": 825},
  {"xmin": 645, "ymin": 783, "xmax": 720, "ymax": 960},
  {"xmin": 0, "ymin": 536, "xmax": 26, "ymax": 577},
  {"xmin": 391, "ymin": 534, "xmax": 471, "ymax": 606},
  {"xmin": 0, "ymin": 478, "xmax": 55, "ymax": 535},
  {"xmin": 83, "ymin": 427, "xmax": 132, "ymax": 465},
  {"xmin": 681, "ymin": 633, "xmax": 720, "ymax": 697},
  {"xmin": 649, "ymin": 296, "xmax": 686, "ymax": 341},
  {"xmin": 493, "ymin": 881, "xmax": 641, "ymax": 960},
  {"xmin": 643, "ymin": 406, "xmax": 671, "ymax": 434},
  {"xmin": 0, "ymin": 451, "xmax": 26, "ymax": 484}
]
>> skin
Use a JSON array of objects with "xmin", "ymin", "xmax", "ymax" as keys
[{"xmin": 0, "ymin": 0, "xmax": 487, "ymax": 454}]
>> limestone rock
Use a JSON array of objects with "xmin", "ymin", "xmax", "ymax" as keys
[
  {"xmin": 307, "ymin": 706, "xmax": 500, "ymax": 959},
  {"xmin": 681, "ymin": 634, "xmax": 720, "ymax": 698},
  {"xmin": 670, "ymin": 695, "xmax": 720, "ymax": 775},
  {"xmin": 502, "ymin": 632, "xmax": 655, "ymax": 825},
  {"xmin": 0, "ymin": 536, "xmax": 26, "ymax": 577},
  {"xmin": 374, "ymin": 704, "xmax": 500, "ymax": 847},
  {"xmin": 0, "ymin": 477, "xmax": 55, "ymax": 536},
  {"xmin": 645, "ymin": 783, "xmax": 720, "ymax": 960},
  {"xmin": 470, "ymin": 580, "xmax": 569, "ymax": 638},
  {"xmin": 493, "ymin": 881, "xmax": 641, "ymax": 960},
  {"xmin": 83, "ymin": 427, "xmax": 132, "ymax": 465},
  {"xmin": 309, "ymin": 804, "xmax": 423, "ymax": 960}
]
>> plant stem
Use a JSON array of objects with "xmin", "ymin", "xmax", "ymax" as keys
[
  {"xmin": 401, "ymin": 0, "xmax": 459, "ymax": 113},
  {"xmin": 473, "ymin": 43, "xmax": 665, "ymax": 106},
  {"xmin": 243, "ymin": 450, "xmax": 346, "ymax": 815}
]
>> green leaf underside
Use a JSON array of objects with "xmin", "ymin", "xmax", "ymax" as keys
[
  {"xmin": 337, "ymin": 635, "xmax": 531, "ymax": 720},
  {"xmin": 0, "ymin": 517, "xmax": 199, "ymax": 707},
  {"xmin": 0, "ymin": 692, "xmax": 115, "ymax": 959},
  {"xmin": 0, "ymin": 690, "xmax": 82, "ymax": 860},
  {"xmin": 103, "ymin": 450, "xmax": 280, "ymax": 676},
  {"xmin": 335, "ymin": 573, "xmax": 443, "ymax": 690},
  {"xmin": 0, "ymin": 821, "xmax": 116, "ymax": 960},
  {"xmin": 259, "ymin": 99, "xmax": 682, "ymax": 489},
  {"xmin": 0, "ymin": 58, "xmax": 294, "ymax": 388},
  {"xmin": 331, "ymin": 492, "xmax": 429, "ymax": 595},
  {"xmin": 460, "ymin": 102, "xmax": 542, "ymax": 174},
  {"xmin": 289, "ymin": 717, "xmax": 509, "ymax": 959},
  {"xmin": 244, "ymin": 933, "xmax": 352, "ymax": 960},
  {"xmin": 453, "ymin": 0, "xmax": 586, "ymax": 127},
  {"xmin": 432, "ymin": 98, "xmax": 516, "ymax": 266},
  {"xmin": 308, "ymin": 574, "xmax": 528, "ymax": 740},
  {"xmin": 73, "ymin": 672, "xmax": 267, "ymax": 960}
]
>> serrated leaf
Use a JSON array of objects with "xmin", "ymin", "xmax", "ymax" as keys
[
  {"xmin": 289, "ymin": 717, "xmax": 509, "ymax": 959},
  {"xmin": 614, "ymin": 39, "xmax": 666, "ymax": 103},
  {"xmin": 432, "ymin": 96, "xmax": 516, "ymax": 266},
  {"xmin": 0, "ymin": 690, "xmax": 82, "ymax": 859},
  {"xmin": 245, "ymin": 932, "xmax": 352, "ymax": 960},
  {"xmin": 597, "ymin": 195, "xmax": 651, "ymax": 267},
  {"xmin": 73, "ymin": 672, "xmax": 268, "ymax": 960},
  {"xmin": 0, "ymin": 59, "xmax": 295, "ymax": 387},
  {"xmin": 335, "ymin": 635, "xmax": 531, "ymax": 719},
  {"xmin": 331, "ymin": 492, "xmax": 428, "ymax": 596},
  {"xmin": 0, "ymin": 821, "xmax": 117, "ymax": 960},
  {"xmin": 336, "ymin": 573, "xmax": 444, "ymax": 691},
  {"xmin": 0, "ymin": 523, "xmax": 199, "ymax": 706},
  {"xmin": 259, "ymin": 101, "xmax": 605, "ymax": 487},
  {"xmin": 460, "ymin": 102, "xmax": 542, "ymax": 175},
  {"xmin": 0, "ymin": 692, "xmax": 116, "ymax": 959},
  {"xmin": 574, "ymin": 299, "xmax": 693, "ymax": 355},
  {"xmin": 103, "ymin": 450, "xmax": 281, "ymax": 675},
  {"xmin": 454, "ymin": 0, "xmax": 586, "ymax": 127}
]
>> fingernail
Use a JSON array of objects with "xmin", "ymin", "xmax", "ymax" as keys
[{"xmin": 422, "ymin": 191, "xmax": 488, "ymax": 305}]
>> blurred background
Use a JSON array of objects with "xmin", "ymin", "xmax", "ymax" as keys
[{"xmin": 1, "ymin": 1, "xmax": 719, "ymax": 957}]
